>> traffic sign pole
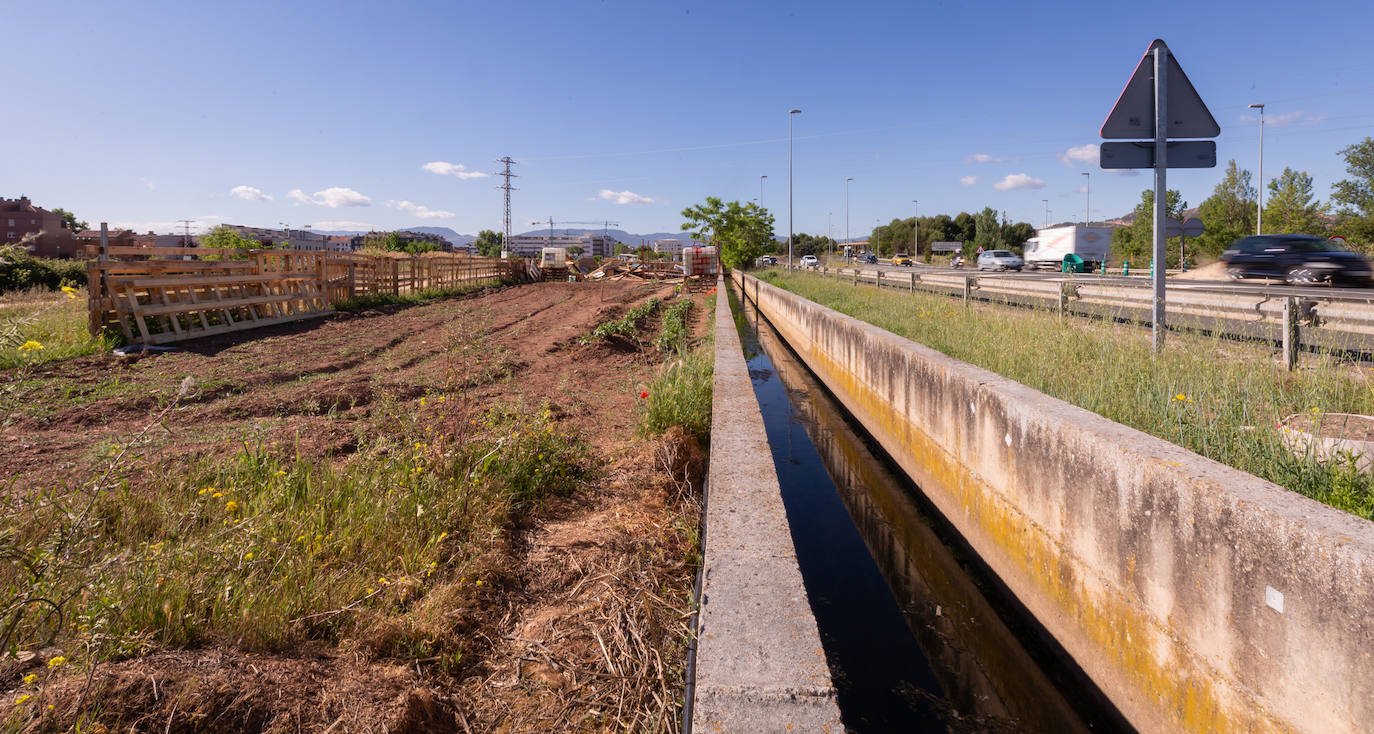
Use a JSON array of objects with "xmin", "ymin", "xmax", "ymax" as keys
[{"xmin": 1152, "ymin": 44, "xmax": 1168, "ymax": 352}]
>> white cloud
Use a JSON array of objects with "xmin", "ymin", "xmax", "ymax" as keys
[
  {"xmin": 1238, "ymin": 110, "xmax": 1326, "ymax": 127},
  {"xmin": 140, "ymin": 178, "xmax": 157, "ymax": 191},
  {"xmin": 312, "ymin": 220, "xmax": 380, "ymax": 231},
  {"xmin": 230, "ymin": 185, "xmax": 272, "ymax": 201},
  {"xmin": 967, "ymin": 153, "xmax": 1005, "ymax": 164},
  {"xmin": 597, "ymin": 189, "xmax": 655, "ymax": 205},
  {"xmin": 113, "ymin": 215, "xmax": 224, "ymax": 234},
  {"xmin": 386, "ymin": 200, "xmax": 456, "ymax": 220},
  {"xmin": 422, "ymin": 161, "xmax": 489, "ymax": 180},
  {"xmin": 286, "ymin": 187, "xmax": 372, "ymax": 208},
  {"xmin": 993, "ymin": 173, "xmax": 1047, "ymax": 191},
  {"xmin": 1059, "ymin": 144, "xmax": 1099, "ymax": 166},
  {"xmin": 959, "ymin": 175, "xmax": 978, "ymax": 186}
]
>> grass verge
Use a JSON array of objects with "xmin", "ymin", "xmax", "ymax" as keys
[
  {"xmin": 1, "ymin": 289, "xmax": 115, "ymax": 369},
  {"xmin": 758, "ymin": 270, "xmax": 1374, "ymax": 519}
]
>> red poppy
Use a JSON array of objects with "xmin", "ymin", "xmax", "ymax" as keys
[{"xmin": 639, "ymin": 391, "xmax": 649, "ymax": 399}]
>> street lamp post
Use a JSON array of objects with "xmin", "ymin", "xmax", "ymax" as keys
[
  {"xmin": 845, "ymin": 177, "xmax": 854, "ymax": 260},
  {"xmin": 912, "ymin": 200, "xmax": 919, "ymax": 255},
  {"xmin": 760, "ymin": 175, "xmax": 767, "ymax": 211},
  {"xmin": 1249, "ymin": 103, "xmax": 1265, "ymax": 234},
  {"xmin": 828, "ymin": 211, "xmax": 833, "ymax": 266},
  {"xmin": 1042, "ymin": 199, "xmax": 1049, "ymax": 228},
  {"xmin": 788, "ymin": 110, "xmax": 801, "ymax": 269},
  {"xmin": 1081, "ymin": 172, "xmax": 1091, "ymax": 225}
]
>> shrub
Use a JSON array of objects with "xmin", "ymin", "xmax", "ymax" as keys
[{"xmin": 0, "ymin": 245, "xmax": 87, "ymax": 293}]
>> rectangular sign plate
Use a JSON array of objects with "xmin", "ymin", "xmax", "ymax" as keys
[{"xmin": 1100, "ymin": 140, "xmax": 1216, "ymax": 169}]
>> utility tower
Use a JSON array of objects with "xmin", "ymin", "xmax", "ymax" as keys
[
  {"xmin": 176, "ymin": 219, "xmax": 195, "ymax": 246},
  {"xmin": 495, "ymin": 157, "xmax": 518, "ymax": 258}
]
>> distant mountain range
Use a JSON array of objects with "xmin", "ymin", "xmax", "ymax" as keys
[{"xmin": 307, "ymin": 226, "xmax": 695, "ymax": 246}]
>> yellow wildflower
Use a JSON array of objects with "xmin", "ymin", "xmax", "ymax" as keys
[
  {"xmin": 15, "ymin": 694, "xmax": 31, "ymax": 705},
  {"xmin": 22, "ymin": 673, "xmax": 37, "ymax": 685},
  {"xmin": 212, "ymin": 492, "xmax": 224, "ymax": 499},
  {"xmin": 437, "ymin": 396, "xmax": 445, "ymax": 403},
  {"xmin": 379, "ymin": 576, "xmax": 389, "ymax": 585},
  {"xmin": 47, "ymin": 656, "xmax": 66, "ymax": 669},
  {"xmin": 420, "ymin": 397, "xmax": 427, "ymax": 407},
  {"xmin": 244, "ymin": 552, "xmax": 254, "ymax": 561},
  {"xmin": 18, "ymin": 340, "xmax": 43, "ymax": 353},
  {"xmin": 475, "ymin": 579, "xmax": 483, "ymax": 586},
  {"xmin": 276, "ymin": 469, "xmax": 288, "ymax": 476},
  {"xmin": 224, "ymin": 501, "xmax": 240, "ymax": 513},
  {"xmin": 198, "ymin": 487, "xmax": 210, "ymax": 495},
  {"xmin": 61, "ymin": 285, "xmax": 79, "ymax": 299},
  {"xmin": 366, "ymin": 587, "xmax": 375, "ymax": 594}
]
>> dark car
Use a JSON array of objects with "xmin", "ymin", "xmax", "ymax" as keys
[{"xmin": 1221, "ymin": 235, "xmax": 1372, "ymax": 286}]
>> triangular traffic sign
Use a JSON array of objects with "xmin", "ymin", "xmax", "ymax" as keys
[{"xmin": 1101, "ymin": 39, "xmax": 1219, "ymax": 139}]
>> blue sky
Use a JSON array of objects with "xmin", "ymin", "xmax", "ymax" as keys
[{"xmin": 6, "ymin": 0, "xmax": 1374, "ymax": 238}]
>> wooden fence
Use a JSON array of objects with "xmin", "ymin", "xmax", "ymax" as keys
[{"xmin": 87, "ymin": 247, "xmax": 520, "ymax": 345}]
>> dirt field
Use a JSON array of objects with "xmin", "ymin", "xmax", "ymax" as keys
[{"xmin": 0, "ymin": 280, "xmax": 710, "ymax": 732}]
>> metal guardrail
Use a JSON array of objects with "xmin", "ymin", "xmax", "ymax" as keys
[{"xmin": 796, "ymin": 265, "xmax": 1374, "ymax": 366}]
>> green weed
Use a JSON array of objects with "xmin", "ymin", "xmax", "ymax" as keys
[{"xmin": 759, "ymin": 270, "xmax": 1374, "ymax": 519}]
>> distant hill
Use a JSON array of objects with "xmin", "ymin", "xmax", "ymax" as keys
[
  {"xmin": 515, "ymin": 228, "xmax": 698, "ymax": 244},
  {"xmin": 404, "ymin": 226, "xmax": 475, "ymax": 246}
]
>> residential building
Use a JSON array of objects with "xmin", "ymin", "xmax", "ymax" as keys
[
  {"xmin": 1, "ymin": 196, "xmax": 77, "ymax": 258},
  {"xmin": 75, "ymin": 228, "xmax": 137, "ymax": 251},
  {"xmin": 506, "ymin": 232, "xmax": 616, "ymax": 258},
  {"xmin": 652, "ymin": 239, "xmax": 684, "ymax": 256}
]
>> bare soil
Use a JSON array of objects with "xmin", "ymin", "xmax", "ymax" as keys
[{"xmin": 0, "ymin": 280, "xmax": 710, "ymax": 732}]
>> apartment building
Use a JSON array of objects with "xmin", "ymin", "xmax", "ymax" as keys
[
  {"xmin": 1, "ymin": 196, "xmax": 77, "ymax": 258},
  {"xmin": 506, "ymin": 232, "xmax": 616, "ymax": 258}
]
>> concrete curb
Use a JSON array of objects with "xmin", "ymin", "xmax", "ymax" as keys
[
  {"xmin": 737, "ymin": 270, "xmax": 1374, "ymax": 734},
  {"xmin": 690, "ymin": 275, "xmax": 844, "ymax": 733}
]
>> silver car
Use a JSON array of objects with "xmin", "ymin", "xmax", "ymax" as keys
[{"xmin": 977, "ymin": 250, "xmax": 1024, "ymax": 271}]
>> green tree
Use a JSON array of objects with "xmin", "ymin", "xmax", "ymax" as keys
[
  {"xmin": 680, "ymin": 197, "xmax": 777, "ymax": 268},
  {"xmin": 1330, "ymin": 138, "xmax": 1374, "ymax": 249},
  {"xmin": 1264, "ymin": 167, "xmax": 1328, "ymax": 235},
  {"xmin": 50, "ymin": 208, "xmax": 88, "ymax": 234},
  {"xmin": 952, "ymin": 212, "xmax": 976, "ymax": 244},
  {"xmin": 1002, "ymin": 221, "xmax": 1036, "ymax": 250},
  {"xmin": 567, "ymin": 245, "xmax": 585, "ymax": 257},
  {"xmin": 1111, "ymin": 189, "xmax": 1185, "ymax": 264},
  {"xmin": 473, "ymin": 229, "xmax": 503, "ymax": 258},
  {"xmin": 973, "ymin": 207, "xmax": 1002, "ymax": 251},
  {"xmin": 1195, "ymin": 160, "xmax": 1256, "ymax": 257},
  {"xmin": 200, "ymin": 226, "xmax": 263, "ymax": 260}
]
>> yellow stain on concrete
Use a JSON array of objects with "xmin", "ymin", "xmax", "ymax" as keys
[{"xmin": 740, "ymin": 272, "xmax": 1289, "ymax": 734}]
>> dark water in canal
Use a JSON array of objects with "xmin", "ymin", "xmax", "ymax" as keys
[{"xmin": 727, "ymin": 283, "xmax": 1131, "ymax": 733}]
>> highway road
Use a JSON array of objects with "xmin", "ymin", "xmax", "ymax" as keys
[{"xmin": 803, "ymin": 261, "xmax": 1374, "ymax": 303}]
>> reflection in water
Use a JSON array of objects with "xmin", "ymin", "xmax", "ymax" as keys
[{"xmin": 733, "ymin": 283, "xmax": 1127, "ymax": 733}]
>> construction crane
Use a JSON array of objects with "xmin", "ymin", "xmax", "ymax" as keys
[{"xmin": 530, "ymin": 218, "xmax": 621, "ymax": 254}]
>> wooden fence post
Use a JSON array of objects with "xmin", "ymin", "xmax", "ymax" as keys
[
  {"xmin": 963, "ymin": 276, "xmax": 972, "ymax": 308},
  {"xmin": 1283, "ymin": 296, "xmax": 1300, "ymax": 370},
  {"xmin": 910, "ymin": 272, "xmax": 916, "ymax": 293}
]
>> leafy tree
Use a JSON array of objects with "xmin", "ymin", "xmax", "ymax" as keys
[
  {"xmin": 567, "ymin": 245, "xmax": 585, "ymax": 257},
  {"xmin": 50, "ymin": 208, "xmax": 88, "ymax": 234},
  {"xmin": 973, "ymin": 207, "xmax": 1002, "ymax": 251},
  {"xmin": 952, "ymin": 212, "xmax": 976, "ymax": 244},
  {"xmin": 473, "ymin": 229, "xmax": 503, "ymax": 258},
  {"xmin": 1330, "ymin": 138, "xmax": 1374, "ymax": 249},
  {"xmin": 680, "ymin": 197, "xmax": 777, "ymax": 268},
  {"xmin": 1002, "ymin": 221, "xmax": 1036, "ymax": 250},
  {"xmin": 1194, "ymin": 160, "xmax": 1256, "ymax": 257},
  {"xmin": 1111, "ymin": 189, "xmax": 1185, "ymax": 264},
  {"xmin": 200, "ymin": 226, "xmax": 263, "ymax": 260},
  {"xmin": 1264, "ymin": 167, "xmax": 1328, "ymax": 235},
  {"xmin": 615, "ymin": 243, "xmax": 630, "ymax": 255}
]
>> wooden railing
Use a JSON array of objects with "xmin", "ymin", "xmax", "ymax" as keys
[{"xmin": 87, "ymin": 247, "xmax": 520, "ymax": 345}]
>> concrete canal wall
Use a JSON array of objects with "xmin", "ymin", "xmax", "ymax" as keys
[
  {"xmin": 733, "ymin": 270, "xmax": 1374, "ymax": 733},
  {"xmin": 691, "ymin": 276, "xmax": 843, "ymax": 732}
]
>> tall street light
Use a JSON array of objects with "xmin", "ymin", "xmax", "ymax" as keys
[
  {"xmin": 828, "ymin": 211, "xmax": 833, "ymax": 265},
  {"xmin": 845, "ymin": 177, "xmax": 854, "ymax": 259},
  {"xmin": 1249, "ymin": 103, "xmax": 1265, "ymax": 234},
  {"xmin": 788, "ymin": 109, "xmax": 801, "ymax": 269},
  {"xmin": 912, "ymin": 200, "xmax": 919, "ymax": 255},
  {"xmin": 1081, "ymin": 172, "xmax": 1091, "ymax": 225},
  {"xmin": 1042, "ymin": 199, "xmax": 1049, "ymax": 228},
  {"xmin": 760, "ymin": 175, "xmax": 767, "ymax": 211}
]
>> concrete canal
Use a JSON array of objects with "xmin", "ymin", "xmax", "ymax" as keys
[{"xmin": 729, "ymin": 284, "xmax": 1130, "ymax": 732}]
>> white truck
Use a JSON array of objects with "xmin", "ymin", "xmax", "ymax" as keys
[{"xmin": 1021, "ymin": 225, "xmax": 1114, "ymax": 272}]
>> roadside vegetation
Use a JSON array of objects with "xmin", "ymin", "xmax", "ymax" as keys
[
  {"xmin": 1, "ymin": 287, "xmax": 114, "ymax": 369},
  {"xmin": 759, "ymin": 270, "xmax": 1374, "ymax": 519},
  {"xmin": 0, "ymin": 244, "xmax": 87, "ymax": 293}
]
